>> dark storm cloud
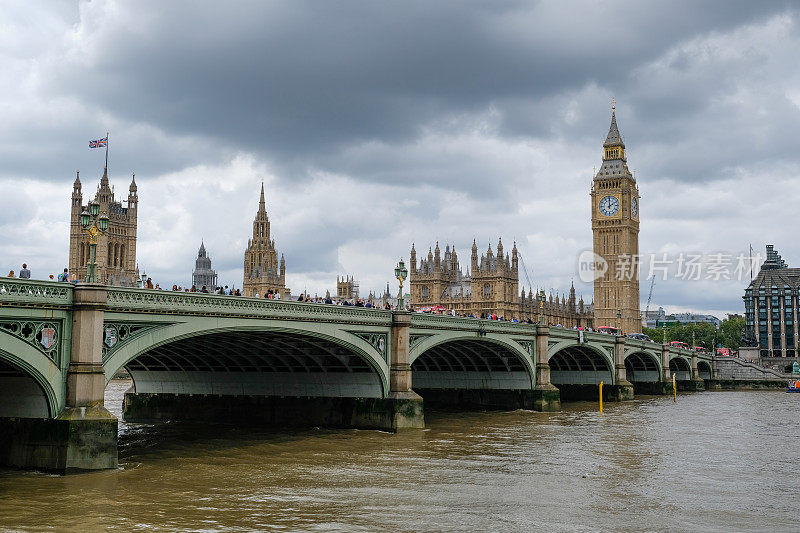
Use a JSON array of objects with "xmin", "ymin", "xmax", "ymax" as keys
[
  {"xmin": 46, "ymin": 0, "xmax": 792, "ymax": 186},
  {"xmin": 4, "ymin": 0, "xmax": 800, "ymax": 315}
]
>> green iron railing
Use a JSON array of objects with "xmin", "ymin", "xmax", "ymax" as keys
[{"xmin": 0, "ymin": 277, "xmax": 73, "ymax": 308}]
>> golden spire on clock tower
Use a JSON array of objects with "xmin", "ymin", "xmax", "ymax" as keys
[{"xmin": 591, "ymin": 103, "xmax": 641, "ymax": 334}]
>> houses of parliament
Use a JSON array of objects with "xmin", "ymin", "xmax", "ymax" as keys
[
  {"xmin": 408, "ymin": 240, "xmax": 593, "ymax": 326},
  {"xmin": 66, "ymin": 105, "xmax": 641, "ymax": 333},
  {"xmin": 409, "ymin": 105, "xmax": 641, "ymax": 330},
  {"xmin": 68, "ymin": 166, "xmax": 139, "ymax": 286}
]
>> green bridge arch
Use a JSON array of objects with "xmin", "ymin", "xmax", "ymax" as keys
[
  {"xmin": 670, "ymin": 356, "xmax": 693, "ymax": 380},
  {"xmin": 0, "ymin": 331, "xmax": 62, "ymax": 417},
  {"xmin": 103, "ymin": 316, "xmax": 392, "ymax": 399},
  {"xmin": 547, "ymin": 339, "xmax": 615, "ymax": 385},
  {"xmin": 409, "ymin": 332, "xmax": 536, "ymax": 390},
  {"xmin": 623, "ymin": 347, "xmax": 663, "ymax": 383}
]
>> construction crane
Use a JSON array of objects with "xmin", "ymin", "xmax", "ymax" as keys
[
  {"xmin": 645, "ymin": 276, "xmax": 656, "ymax": 315},
  {"xmin": 517, "ymin": 252, "xmax": 535, "ymax": 293}
]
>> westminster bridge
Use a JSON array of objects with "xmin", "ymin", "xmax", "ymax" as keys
[{"xmin": 0, "ymin": 278, "xmax": 713, "ymax": 473}]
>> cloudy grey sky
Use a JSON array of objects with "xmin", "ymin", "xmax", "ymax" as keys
[{"xmin": 2, "ymin": 0, "xmax": 799, "ymax": 317}]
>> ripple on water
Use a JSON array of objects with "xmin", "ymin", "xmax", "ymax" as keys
[{"xmin": 0, "ymin": 384, "xmax": 798, "ymax": 531}]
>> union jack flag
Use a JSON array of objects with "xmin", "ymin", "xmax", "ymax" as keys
[{"xmin": 89, "ymin": 136, "xmax": 108, "ymax": 148}]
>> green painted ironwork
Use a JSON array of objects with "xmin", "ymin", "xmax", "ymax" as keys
[
  {"xmin": 0, "ymin": 281, "xmax": 715, "ymax": 420},
  {"xmin": 101, "ymin": 321, "xmax": 176, "ymax": 363},
  {"xmin": 106, "ymin": 287, "xmax": 393, "ymax": 325},
  {"xmin": 0, "ymin": 278, "xmax": 73, "ymax": 308},
  {"xmin": 0, "ymin": 319, "xmax": 63, "ymax": 365},
  {"xmin": 348, "ymin": 331, "xmax": 389, "ymax": 363}
]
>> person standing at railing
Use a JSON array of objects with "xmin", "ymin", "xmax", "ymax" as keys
[
  {"xmin": 57, "ymin": 268, "xmax": 69, "ymax": 282},
  {"xmin": 19, "ymin": 264, "xmax": 30, "ymax": 279}
]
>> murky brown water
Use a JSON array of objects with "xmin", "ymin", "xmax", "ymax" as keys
[{"xmin": 1, "ymin": 380, "xmax": 798, "ymax": 532}]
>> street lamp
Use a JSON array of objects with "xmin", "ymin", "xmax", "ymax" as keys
[
  {"xmin": 616, "ymin": 308, "xmax": 622, "ymax": 334},
  {"xmin": 538, "ymin": 290, "xmax": 546, "ymax": 325},
  {"xmin": 79, "ymin": 200, "xmax": 109, "ymax": 283},
  {"xmin": 662, "ymin": 324, "xmax": 667, "ymax": 345},
  {"xmin": 394, "ymin": 259, "xmax": 408, "ymax": 310}
]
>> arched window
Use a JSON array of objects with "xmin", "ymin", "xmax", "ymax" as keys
[
  {"xmin": 107, "ymin": 243, "xmax": 113, "ymax": 266},
  {"xmin": 79, "ymin": 243, "xmax": 85, "ymax": 266},
  {"xmin": 120, "ymin": 244, "xmax": 125, "ymax": 267},
  {"xmin": 114, "ymin": 243, "xmax": 119, "ymax": 267},
  {"xmin": 483, "ymin": 284, "xmax": 491, "ymax": 298},
  {"xmin": 421, "ymin": 286, "xmax": 429, "ymax": 298}
]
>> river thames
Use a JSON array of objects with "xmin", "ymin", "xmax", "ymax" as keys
[{"xmin": 1, "ymin": 381, "xmax": 798, "ymax": 532}]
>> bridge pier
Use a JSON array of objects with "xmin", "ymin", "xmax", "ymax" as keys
[
  {"xmin": 0, "ymin": 285, "xmax": 117, "ymax": 474},
  {"xmin": 387, "ymin": 311, "xmax": 425, "ymax": 428},
  {"xmin": 689, "ymin": 352, "xmax": 706, "ymax": 391},
  {"xmin": 123, "ymin": 392, "xmax": 418, "ymax": 430},
  {"xmin": 607, "ymin": 336, "xmax": 634, "ymax": 401},
  {"xmin": 531, "ymin": 326, "xmax": 561, "ymax": 411},
  {"xmin": 632, "ymin": 344, "xmax": 673, "ymax": 395}
]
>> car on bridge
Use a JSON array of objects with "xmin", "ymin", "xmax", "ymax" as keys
[{"xmin": 627, "ymin": 333, "xmax": 653, "ymax": 342}]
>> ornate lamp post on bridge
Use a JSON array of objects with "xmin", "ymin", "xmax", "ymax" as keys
[
  {"xmin": 79, "ymin": 200, "xmax": 109, "ymax": 283},
  {"xmin": 394, "ymin": 259, "xmax": 408, "ymax": 311},
  {"xmin": 538, "ymin": 290, "xmax": 545, "ymax": 325},
  {"xmin": 662, "ymin": 324, "xmax": 667, "ymax": 344},
  {"xmin": 616, "ymin": 308, "xmax": 622, "ymax": 335}
]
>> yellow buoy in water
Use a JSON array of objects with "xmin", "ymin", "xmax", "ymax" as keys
[
  {"xmin": 673, "ymin": 374, "xmax": 677, "ymax": 403},
  {"xmin": 599, "ymin": 381, "xmax": 604, "ymax": 413}
]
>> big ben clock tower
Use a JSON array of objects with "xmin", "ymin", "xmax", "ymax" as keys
[{"xmin": 591, "ymin": 103, "xmax": 641, "ymax": 333}]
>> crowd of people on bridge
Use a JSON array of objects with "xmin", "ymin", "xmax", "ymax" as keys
[{"xmin": 2, "ymin": 264, "xmax": 602, "ymax": 330}]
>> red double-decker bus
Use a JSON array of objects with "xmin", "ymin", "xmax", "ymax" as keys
[{"xmin": 669, "ymin": 341, "xmax": 690, "ymax": 350}]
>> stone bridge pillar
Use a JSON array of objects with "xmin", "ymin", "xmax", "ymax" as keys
[
  {"xmin": 651, "ymin": 344, "xmax": 673, "ymax": 395},
  {"xmin": 661, "ymin": 345, "xmax": 671, "ymax": 382},
  {"xmin": 690, "ymin": 351, "xmax": 705, "ymax": 391},
  {"xmin": 531, "ymin": 325, "xmax": 560, "ymax": 411},
  {"xmin": 2, "ymin": 285, "xmax": 118, "ymax": 474},
  {"xmin": 60, "ymin": 284, "xmax": 118, "ymax": 470},
  {"xmin": 608, "ymin": 335, "xmax": 634, "ymax": 401},
  {"xmin": 387, "ymin": 311, "xmax": 424, "ymax": 428},
  {"xmin": 67, "ymin": 285, "xmax": 109, "ymax": 408}
]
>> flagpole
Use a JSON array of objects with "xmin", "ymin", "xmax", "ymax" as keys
[{"xmin": 105, "ymin": 131, "xmax": 109, "ymax": 170}]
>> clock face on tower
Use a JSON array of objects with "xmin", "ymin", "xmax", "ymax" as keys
[
  {"xmin": 631, "ymin": 196, "xmax": 638, "ymax": 218},
  {"xmin": 598, "ymin": 195, "xmax": 620, "ymax": 217}
]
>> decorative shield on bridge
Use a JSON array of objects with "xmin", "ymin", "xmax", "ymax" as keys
[
  {"xmin": 40, "ymin": 327, "xmax": 56, "ymax": 349},
  {"xmin": 104, "ymin": 326, "xmax": 117, "ymax": 348}
]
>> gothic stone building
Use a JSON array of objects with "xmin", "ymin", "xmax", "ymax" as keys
[
  {"xmin": 518, "ymin": 284, "xmax": 591, "ymax": 327},
  {"xmin": 409, "ymin": 240, "xmax": 593, "ymax": 327},
  {"xmin": 243, "ymin": 183, "xmax": 289, "ymax": 298},
  {"xmin": 192, "ymin": 242, "xmax": 217, "ymax": 290},
  {"xmin": 336, "ymin": 275, "xmax": 359, "ymax": 300},
  {"xmin": 591, "ymin": 105, "xmax": 641, "ymax": 333},
  {"xmin": 69, "ymin": 167, "xmax": 138, "ymax": 286}
]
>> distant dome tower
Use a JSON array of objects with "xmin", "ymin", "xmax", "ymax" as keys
[{"xmin": 192, "ymin": 241, "xmax": 218, "ymax": 290}]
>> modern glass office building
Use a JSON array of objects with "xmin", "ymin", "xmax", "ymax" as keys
[{"xmin": 743, "ymin": 245, "xmax": 800, "ymax": 357}]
